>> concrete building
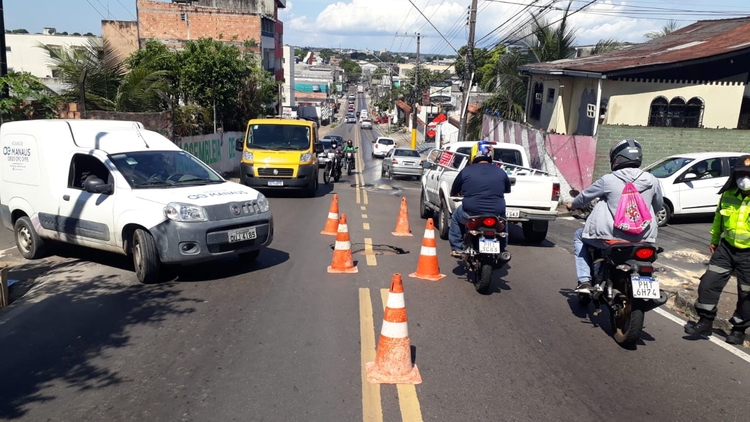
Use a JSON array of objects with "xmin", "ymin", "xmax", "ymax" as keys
[
  {"xmin": 282, "ymin": 44, "xmax": 295, "ymax": 107},
  {"xmin": 101, "ymin": 20, "xmax": 139, "ymax": 61},
  {"xmin": 135, "ymin": 0, "xmax": 286, "ymax": 80}
]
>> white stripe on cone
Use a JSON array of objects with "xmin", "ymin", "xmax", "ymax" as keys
[
  {"xmin": 380, "ymin": 320, "xmax": 409, "ymax": 338},
  {"xmin": 386, "ymin": 292, "xmax": 405, "ymax": 309},
  {"xmin": 420, "ymin": 246, "xmax": 437, "ymax": 256},
  {"xmin": 424, "ymin": 230, "xmax": 435, "ymax": 239},
  {"xmin": 328, "ymin": 212, "xmax": 338, "ymax": 219},
  {"xmin": 338, "ymin": 224, "xmax": 349, "ymax": 232},
  {"xmin": 335, "ymin": 241, "xmax": 351, "ymax": 250}
]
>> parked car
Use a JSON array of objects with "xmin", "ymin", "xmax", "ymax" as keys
[
  {"xmin": 318, "ymin": 139, "xmax": 333, "ymax": 167},
  {"xmin": 345, "ymin": 113, "xmax": 357, "ymax": 123},
  {"xmin": 372, "ymin": 137, "xmax": 396, "ymax": 158},
  {"xmin": 381, "ymin": 148, "xmax": 424, "ymax": 179},
  {"xmin": 360, "ymin": 119, "xmax": 373, "ymax": 130},
  {"xmin": 644, "ymin": 152, "xmax": 744, "ymax": 226},
  {"xmin": 375, "ymin": 116, "xmax": 389, "ymax": 124}
]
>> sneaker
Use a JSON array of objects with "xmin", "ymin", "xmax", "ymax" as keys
[
  {"xmin": 450, "ymin": 250, "xmax": 463, "ymax": 258},
  {"xmin": 684, "ymin": 318, "xmax": 714, "ymax": 338},
  {"xmin": 575, "ymin": 282, "xmax": 592, "ymax": 294},
  {"xmin": 726, "ymin": 329, "xmax": 746, "ymax": 345}
]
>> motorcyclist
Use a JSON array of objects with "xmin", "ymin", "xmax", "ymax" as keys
[
  {"xmin": 342, "ymin": 139, "xmax": 358, "ymax": 170},
  {"xmin": 448, "ymin": 141, "xmax": 512, "ymax": 258},
  {"xmin": 566, "ymin": 140, "xmax": 664, "ymax": 294},
  {"xmin": 329, "ymin": 139, "xmax": 343, "ymax": 171}
]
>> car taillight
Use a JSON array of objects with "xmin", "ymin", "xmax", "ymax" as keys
[
  {"xmin": 552, "ymin": 183, "xmax": 560, "ymax": 202},
  {"xmin": 483, "ymin": 217, "xmax": 497, "ymax": 227},
  {"xmin": 392, "ymin": 159, "xmax": 398, "ymax": 163},
  {"xmin": 635, "ymin": 247, "xmax": 655, "ymax": 260}
]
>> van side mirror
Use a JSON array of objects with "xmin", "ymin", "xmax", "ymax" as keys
[
  {"xmin": 315, "ymin": 143, "xmax": 325, "ymax": 154},
  {"xmin": 235, "ymin": 139, "xmax": 244, "ymax": 152},
  {"xmin": 84, "ymin": 177, "xmax": 112, "ymax": 194}
]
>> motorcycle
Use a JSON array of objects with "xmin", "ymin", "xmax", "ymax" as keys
[
  {"xmin": 569, "ymin": 189, "xmax": 669, "ymax": 348},
  {"xmin": 452, "ymin": 198, "xmax": 512, "ymax": 294},
  {"xmin": 323, "ymin": 150, "xmax": 342, "ymax": 184},
  {"xmin": 344, "ymin": 151, "xmax": 355, "ymax": 175}
]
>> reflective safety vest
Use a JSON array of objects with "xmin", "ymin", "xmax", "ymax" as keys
[{"xmin": 711, "ymin": 188, "xmax": 750, "ymax": 249}]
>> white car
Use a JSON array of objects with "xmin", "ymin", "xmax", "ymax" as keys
[
  {"xmin": 360, "ymin": 119, "xmax": 372, "ymax": 130},
  {"xmin": 372, "ymin": 137, "xmax": 396, "ymax": 158},
  {"xmin": 644, "ymin": 152, "xmax": 744, "ymax": 226}
]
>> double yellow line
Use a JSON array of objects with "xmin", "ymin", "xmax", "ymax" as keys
[{"xmin": 359, "ymin": 288, "xmax": 424, "ymax": 421}]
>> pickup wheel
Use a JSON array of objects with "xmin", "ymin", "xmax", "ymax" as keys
[
  {"xmin": 522, "ymin": 221, "xmax": 548, "ymax": 244},
  {"xmin": 419, "ymin": 189, "xmax": 432, "ymax": 219},
  {"xmin": 132, "ymin": 229, "xmax": 162, "ymax": 284},
  {"xmin": 438, "ymin": 198, "xmax": 450, "ymax": 240}
]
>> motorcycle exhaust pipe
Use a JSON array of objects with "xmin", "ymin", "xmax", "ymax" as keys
[
  {"xmin": 500, "ymin": 251, "xmax": 511, "ymax": 262},
  {"xmin": 641, "ymin": 290, "xmax": 669, "ymax": 311}
]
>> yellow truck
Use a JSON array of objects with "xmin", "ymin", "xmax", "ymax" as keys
[{"xmin": 235, "ymin": 118, "xmax": 324, "ymax": 197}]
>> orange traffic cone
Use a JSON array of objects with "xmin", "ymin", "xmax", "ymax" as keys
[
  {"xmin": 327, "ymin": 213, "xmax": 358, "ymax": 273},
  {"xmin": 409, "ymin": 218, "xmax": 446, "ymax": 281},
  {"xmin": 392, "ymin": 197, "xmax": 413, "ymax": 236},
  {"xmin": 366, "ymin": 274, "xmax": 422, "ymax": 384},
  {"xmin": 321, "ymin": 194, "xmax": 340, "ymax": 235}
]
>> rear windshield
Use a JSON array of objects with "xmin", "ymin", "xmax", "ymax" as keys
[
  {"xmin": 395, "ymin": 149, "xmax": 420, "ymax": 157},
  {"xmin": 456, "ymin": 146, "xmax": 523, "ymax": 165},
  {"xmin": 378, "ymin": 139, "xmax": 394, "ymax": 145}
]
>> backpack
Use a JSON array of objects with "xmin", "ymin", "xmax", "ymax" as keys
[{"xmin": 613, "ymin": 172, "xmax": 653, "ymax": 235}]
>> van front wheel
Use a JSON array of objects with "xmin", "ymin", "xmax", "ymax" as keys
[
  {"xmin": 132, "ymin": 229, "xmax": 161, "ymax": 284},
  {"xmin": 14, "ymin": 216, "xmax": 46, "ymax": 259}
]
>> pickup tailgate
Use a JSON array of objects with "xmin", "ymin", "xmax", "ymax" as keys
[{"xmin": 506, "ymin": 176, "xmax": 555, "ymax": 210}]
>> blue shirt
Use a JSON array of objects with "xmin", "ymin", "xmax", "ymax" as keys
[{"xmin": 450, "ymin": 163, "xmax": 511, "ymax": 215}]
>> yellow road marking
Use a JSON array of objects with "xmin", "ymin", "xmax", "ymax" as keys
[
  {"xmin": 364, "ymin": 238, "xmax": 377, "ymax": 266},
  {"xmin": 359, "ymin": 289, "xmax": 384, "ymax": 422},
  {"xmin": 379, "ymin": 289, "xmax": 424, "ymax": 422},
  {"xmin": 362, "ymin": 214, "xmax": 368, "ymax": 219},
  {"xmin": 361, "ymin": 206, "xmax": 367, "ymax": 211},
  {"xmin": 357, "ymin": 185, "xmax": 361, "ymax": 204},
  {"xmin": 363, "ymin": 189, "xmax": 369, "ymax": 205},
  {"xmin": 363, "ymin": 222, "xmax": 370, "ymax": 230}
]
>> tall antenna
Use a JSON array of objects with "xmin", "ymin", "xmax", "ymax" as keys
[{"xmin": 133, "ymin": 122, "xmax": 150, "ymax": 148}]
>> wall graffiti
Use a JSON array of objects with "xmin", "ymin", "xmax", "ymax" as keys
[{"xmin": 178, "ymin": 131, "xmax": 243, "ymax": 174}]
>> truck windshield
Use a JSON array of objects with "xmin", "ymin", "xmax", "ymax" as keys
[
  {"xmin": 246, "ymin": 124, "xmax": 311, "ymax": 151},
  {"xmin": 110, "ymin": 150, "xmax": 224, "ymax": 189}
]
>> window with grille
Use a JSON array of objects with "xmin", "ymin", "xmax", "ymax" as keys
[{"xmin": 648, "ymin": 96, "xmax": 703, "ymax": 128}]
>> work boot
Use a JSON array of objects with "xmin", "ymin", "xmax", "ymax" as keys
[
  {"xmin": 726, "ymin": 329, "xmax": 746, "ymax": 345},
  {"xmin": 684, "ymin": 318, "xmax": 714, "ymax": 338}
]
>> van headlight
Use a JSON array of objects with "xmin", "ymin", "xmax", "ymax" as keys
[
  {"xmin": 256, "ymin": 193, "xmax": 270, "ymax": 213},
  {"xmin": 243, "ymin": 151, "xmax": 254, "ymax": 161},
  {"xmin": 164, "ymin": 202, "xmax": 208, "ymax": 222},
  {"xmin": 300, "ymin": 153, "xmax": 312, "ymax": 163}
]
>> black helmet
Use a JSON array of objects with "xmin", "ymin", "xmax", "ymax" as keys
[
  {"xmin": 347, "ymin": 139, "xmax": 353, "ymax": 146},
  {"xmin": 609, "ymin": 139, "xmax": 642, "ymax": 171},
  {"xmin": 331, "ymin": 140, "xmax": 338, "ymax": 148}
]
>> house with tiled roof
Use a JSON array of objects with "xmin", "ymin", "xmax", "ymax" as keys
[{"xmin": 519, "ymin": 17, "xmax": 750, "ymax": 136}]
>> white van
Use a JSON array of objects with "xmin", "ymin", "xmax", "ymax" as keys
[
  {"xmin": 0, "ymin": 120, "xmax": 274, "ymax": 283},
  {"xmin": 360, "ymin": 110, "xmax": 369, "ymax": 121}
]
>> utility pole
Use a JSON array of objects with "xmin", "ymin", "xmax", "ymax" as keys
[
  {"xmin": 0, "ymin": 0, "xmax": 9, "ymax": 100},
  {"xmin": 458, "ymin": 0, "xmax": 478, "ymax": 144},
  {"xmin": 395, "ymin": 32, "xmax": 421, "ymax": 149}
]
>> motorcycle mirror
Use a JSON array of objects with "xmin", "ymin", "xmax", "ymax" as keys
[{"xmin": 569, "ymin": 189, "xmax": 580, "ymax": 197}]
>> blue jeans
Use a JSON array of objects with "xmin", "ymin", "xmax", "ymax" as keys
[
  {"xmin": 448, "ymin": 205, "xmax": 508, "ymax": 252},
  {"xmin": 573, "ymin": 228, "xmax": 610, "ymax": 283}
]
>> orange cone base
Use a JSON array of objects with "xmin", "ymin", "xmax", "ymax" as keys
[
  {"xmin": 321, "ymin": 229, "xmax": 338, "ymax": 235},
  {"xmin": 391, "ymin": 231, "xmax": 413, "ymax": 237},
  {"xmin": 409, "ymin": 271, "xmax": 446, "ymax": 281},
  {"xmin": 365, "ymin": 362, "xmax": 422, "ymax": 384},
  {"xmin": 327, "ymin": 265, "xmax": 358, "ymax": 274}
]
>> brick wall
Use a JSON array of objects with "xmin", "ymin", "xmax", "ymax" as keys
[
  {"xmin": 594, "ymin": 125, "xmax": 750, "ymax": 178},
  {"xmin": 137, "ymin": 0, "xmax": 261, "ymax": 48},
  {"xmin": 102, "ymin": 20, "xmax": 138, "ymax": 62}
]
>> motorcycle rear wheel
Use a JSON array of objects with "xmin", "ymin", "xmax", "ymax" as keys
[
  {"xmin": 475, "ymin": 263, "xmax": 493, "ymax": 294},
  {"xmin": 611, "ymin": 299, "xmax": 644, "ymax": 348},
  {"xmin": 323, "ymin": 165, "xmax": 331, "ymax": 184}
]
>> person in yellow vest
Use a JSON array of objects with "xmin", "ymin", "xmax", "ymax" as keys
[{"xmin": 685, "ymin": 155, "xmax": 750, "ymax": 345}]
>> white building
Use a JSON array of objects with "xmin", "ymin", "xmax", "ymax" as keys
[
  {"xmin": 6, "ymin": 29, "xmax": 100, "ymax": 79},
  {"xmin": 282, "ymin": 45, "xmax": 296, "ymax": 107}
]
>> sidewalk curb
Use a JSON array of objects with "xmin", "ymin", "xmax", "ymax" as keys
[{"xmin": 667, "ymin": 288, "xmax": 750, "ymax": 347}]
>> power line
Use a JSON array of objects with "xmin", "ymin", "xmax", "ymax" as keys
[
  {"xmin": 406, "ymin": 0, "xmax": 462, "ymax": 56},
  {"xmin": 114, "ymin": 0, "xmax": 138, "ymax": 20}
]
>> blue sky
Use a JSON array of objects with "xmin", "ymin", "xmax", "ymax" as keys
[{"xmin": 5, "ymin": 1, "xmax": 750, "ymax": 54}]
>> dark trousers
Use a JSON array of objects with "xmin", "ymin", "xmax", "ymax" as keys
[{"xmin": 696, "ymin": 239, "xmax": 750, "ymax": 330}]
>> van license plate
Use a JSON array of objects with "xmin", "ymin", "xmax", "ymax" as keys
[
  {"xmin": 268, "ymin": 180, "xmax": 284, "ymax": 187},
  {"xmin": 506, "ymin": 209, "xmax": 520, "ymax": 218},
  {"xmin": 229, "ymin": 227, "xmax": 257, "ymax": 243},
  {"xmin": 479, "ymin": 239, "xmax": 500, "ymax": 254},
  {"xmin": 632, "ymin": 276, "xmax": 660, "ymax": 299}
]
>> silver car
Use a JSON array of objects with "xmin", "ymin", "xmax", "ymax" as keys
[
  {"xmin": 361, "ymin": 119, "xmax": 373, "ymax": 130},
  {"xmin": 317, "ymin": 139, "xmax": 332, "ymax": 167},
  {"xmin": 381, "ymin": 148, "xmax": 423, "ymax": 179}
]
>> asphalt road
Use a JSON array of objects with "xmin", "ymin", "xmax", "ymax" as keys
[{"xmin": 1, "ymin": 93, "xmax": 749, "ymax": 422}]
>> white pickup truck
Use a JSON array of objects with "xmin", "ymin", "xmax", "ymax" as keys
[{"xmin": 419, "ymin": 141, "xmax": 560, "ymax": 243}]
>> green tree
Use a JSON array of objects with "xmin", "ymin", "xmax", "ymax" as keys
[
  {"xmin": 126, "ymin": 40, "xmax": 181, "ymax": 109},
  {"xmin": 340, "ymin": 58, "xmax": 362, "ymax": 83},
  {"xmin": 40, "ymin": 38, "xmax": 125, "ymax": 111},
  {"xmin": 373, "ymin": 67, "xmax": 387, "ymax": 79},
  {"xmin": 319, "ymin": 48, "xmax": 334, "ymax": 61},
  {"xmin": 0, "ymin": 72, "xmax": 61, "ymax": 121},
  {"xmin": 396, "ymin": 67, "xmax": 450, "ymax": 105},
  {"xmin": 526, "ymin": 2, "xmax": 577, "ymax": 63},
  {"xmin": 294, "ymin": 48, "xmax": 307, "ymax": 61},
  {"xmin": 591, "ymin": 39, "xmax": 625, "ymax": 55},
  {"xmin": 11, "ymin": 29, "xmax": 29, "ymax": 34},
  {"xmin": 644, "ymin": 20, "xmax": 680, "ymax": 40},
  {"xmin": 454, "ymin": 45, "xmax": 505, "ymax": 89}
]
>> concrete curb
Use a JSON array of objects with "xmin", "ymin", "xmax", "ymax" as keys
[{"xmin": 666, "ymin": 288, "xmax": 750, "ymax": 347}]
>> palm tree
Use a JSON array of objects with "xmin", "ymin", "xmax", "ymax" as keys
[
  {"xmin": 591, "ymin": 39, "xmax": 625, "ymax": 55},
  {"xmin": 115, "ymin": 67, "xmax": 172, "ymax": 112},
  {"xmin": 40, "ymin": 38, "xmax": 125, "ymax": 111},
  {"xmin": 644, "ymin": 20, "xmax": 681, "ymax": 40},
  {"xmin": 526, "ymin": 2, "xmax": 577, "ymax": 63}
]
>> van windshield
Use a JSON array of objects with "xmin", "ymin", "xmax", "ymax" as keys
[
  {"xmin": 110, "ymin": 150, "xmax": 224, "ymax": 189},
  {"xmin": 246, "ymin": 124, "xmax": 312, "ymax": 151}
]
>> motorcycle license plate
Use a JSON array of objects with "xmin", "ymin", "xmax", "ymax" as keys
[
  {"xmin": 506, "ymin": 208, "xmax": 520, "ymax": 218},
  {"xmin": 632, "ymin": 276, "xmax": 660, "ymax": 299},
  {"xmin": 478, "ymin": 239, "xmax": 501, "ymax": 254}
]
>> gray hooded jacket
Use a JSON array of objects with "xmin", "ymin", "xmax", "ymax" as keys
[{"xmin": 571, "ymin": 167, "xmax": 664, "ymax": 243}]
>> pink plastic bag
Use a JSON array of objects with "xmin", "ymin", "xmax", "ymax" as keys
[{"xmin": 614, "ymin": 181, "xmax": 653, "ymax": 235}]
